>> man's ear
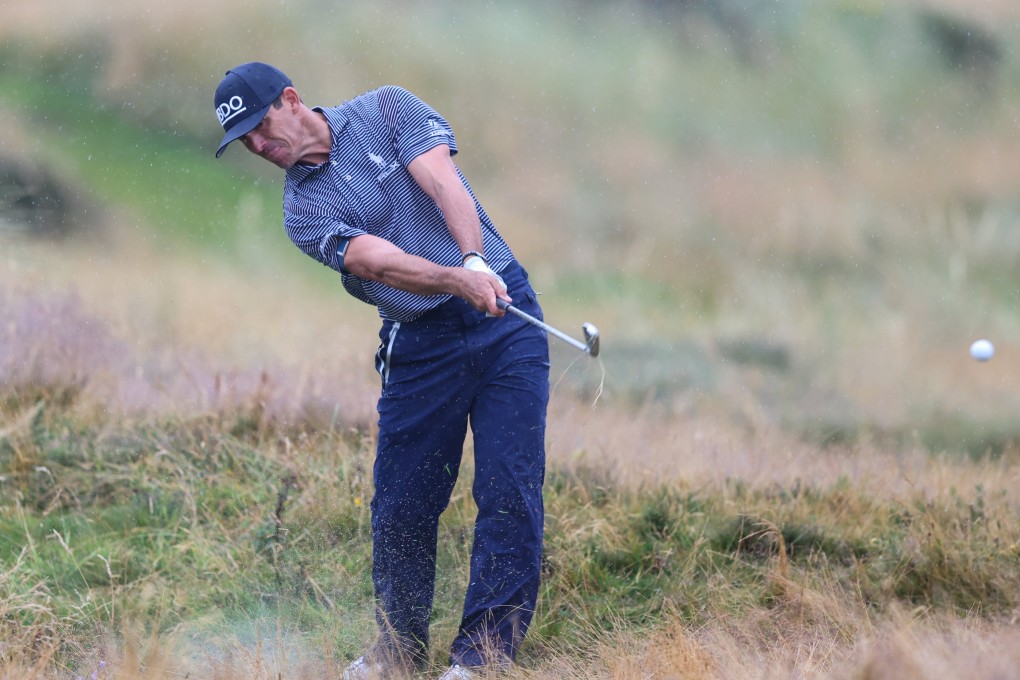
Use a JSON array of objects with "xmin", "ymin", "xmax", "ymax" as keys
[{"xmin": 282, "ymin": 86, "xmax": 301, "ymax": 109}]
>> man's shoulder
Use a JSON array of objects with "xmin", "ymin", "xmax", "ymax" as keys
[
  {"xmin": 319, "ymin": 88, "xmax": 387, "ymax": 123},
  {"xmin": 322, "ymin": 86, "xmax": 426, "ymax": 118}
]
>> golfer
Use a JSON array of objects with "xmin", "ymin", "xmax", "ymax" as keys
[{"xmin": 213, "ymin": 62, "xmax": 550, "ymax": 680}]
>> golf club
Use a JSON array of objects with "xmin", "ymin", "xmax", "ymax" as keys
[{"xmin": 497, "ymin": 299, "xmax": 600, "ymax": 358}]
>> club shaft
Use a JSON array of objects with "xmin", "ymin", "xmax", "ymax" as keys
[{"xmin": 500, "ymin": 302, "xmax": 590, "ymax": 353}]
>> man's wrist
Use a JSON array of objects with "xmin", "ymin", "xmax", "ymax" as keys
[
  {"xmin": 461, "ymin": 250, "xmax": 487, "ymax": 264},
  {"xmin": 463, "ymin": 254, "xmax": 507, "ymax": 293}
]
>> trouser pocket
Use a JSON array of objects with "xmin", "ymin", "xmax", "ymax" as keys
[{"xmin": 375, "ymin": 321, "xmax": 401, "ymax": 388}]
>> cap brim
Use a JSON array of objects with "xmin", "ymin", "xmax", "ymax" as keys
[{"xmin": 214, "ymin": 102, "xmax": 272, "ymax": 158}]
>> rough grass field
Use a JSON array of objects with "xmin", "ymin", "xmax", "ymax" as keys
[
  {"xmin": 3, "ymin": 1, "xmax": 1020, "ymax": 678},
  {"xmin": 3, "ymin": 219, "xmax": 1020, "ymax": 679}
]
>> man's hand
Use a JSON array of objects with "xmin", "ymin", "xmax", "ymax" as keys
[
  {"xmin": 462, "ymin": 255, "xmax": 509, "ymax": 317},
  {"xmin": 463, "ymin": 255, "xmax": 506, "ymax": 291}
]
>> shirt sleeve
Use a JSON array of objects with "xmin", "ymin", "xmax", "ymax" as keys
[
  {"xmin": 376, "ymin": 86, "xmax": 458, "ymax": 167},
  {"xmin": 284, "ymin": 186, "xmax": 367, "ymax": 274}
]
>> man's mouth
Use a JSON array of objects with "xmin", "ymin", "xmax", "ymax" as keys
[{"xmin": 262, "ymin": 144, "xmax": 285, "ymax": 162}]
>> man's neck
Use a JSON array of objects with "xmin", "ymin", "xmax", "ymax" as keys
[{"xmin": 297, "ymin": 109, "xmax": 332, "ymax": 166}]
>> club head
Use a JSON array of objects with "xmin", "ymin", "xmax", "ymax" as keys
[{"xmin": 582, "ymin": 322, "xmax": 600, "ymax": 358}]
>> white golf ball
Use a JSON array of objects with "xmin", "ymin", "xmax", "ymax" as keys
[{"xmin": 970, "ymin": 339, "xmax": 995, "ymax": 362}]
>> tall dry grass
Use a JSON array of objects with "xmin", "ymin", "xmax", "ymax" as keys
[
  {"xmin": 0, "ymin": 220, "xmax": 379, "ymax": 428},
  {"xmin": 4, "ymin": 216, "xmax": 1020, "ymax": 678},
  {"xmin": 5, "ymin": 218, "xmax": 1018, "ymax": 503}
]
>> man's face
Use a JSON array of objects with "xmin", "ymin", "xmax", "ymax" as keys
[{"xmin": 240, "ymin": 99, "xmax": 302, "ymax": 169}]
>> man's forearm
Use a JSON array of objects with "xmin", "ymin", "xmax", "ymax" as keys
[
  {"xmin": 407, "ymin": 145, "xmax": 485, "ymax": 257},
  {"xmin": 356, "ymin": 250, "xmax": 466, "ymax": 297},
  {"xmin": 435, "ymin": 183, "xmax": 484, "ymax": 257},
  {"xmin": 344, "ymin": 234, "xmax": 508, "ymax": 314},
  {"xmin": 343, "ymin": 235, "xmax": 459, "ymax": 294}
]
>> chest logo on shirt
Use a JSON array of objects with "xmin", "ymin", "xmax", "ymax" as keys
[{"xmin": 369, "ymin": 152, "xmax": 400, "ymax": 182}]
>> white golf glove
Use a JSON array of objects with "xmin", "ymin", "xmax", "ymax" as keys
[{"xmin": 463, "ymin": 254, "xmax": 507, "ymax": 293}]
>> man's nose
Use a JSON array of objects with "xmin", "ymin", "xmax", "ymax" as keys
[{"xmin": 242, "ymin": 131, "xmax": 264, "ymax": 154}]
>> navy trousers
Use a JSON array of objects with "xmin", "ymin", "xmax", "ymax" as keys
[{"xmin": 370, "ymin": 262, "xmax": 550, "ymax": 668}]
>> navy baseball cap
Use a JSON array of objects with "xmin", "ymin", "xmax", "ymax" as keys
[{"xmin": 214, "ymin": 62, "xmax": 292, "ymax": 157}]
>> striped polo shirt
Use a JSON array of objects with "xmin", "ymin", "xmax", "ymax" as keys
[{"xmin": 283, "ymin": 86, "xmax": 515, "ymax": 322}]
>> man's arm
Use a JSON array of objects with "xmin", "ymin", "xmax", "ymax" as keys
[
  {"xmin": 406, "ymin": 144, "xmax": 484, "ymax": 257},
  {"xmin": 342, "ymin": 234, "xmax": 509, "ymax": 315}
]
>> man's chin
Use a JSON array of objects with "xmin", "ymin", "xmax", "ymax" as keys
[{"xmin": 261, "ymin": 148, "xmax": 291, "ymax": 168}]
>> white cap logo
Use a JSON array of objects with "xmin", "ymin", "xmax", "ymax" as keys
[{"xmin": 216, "ymin": 96, "xmax": 247, "ymax": 127}]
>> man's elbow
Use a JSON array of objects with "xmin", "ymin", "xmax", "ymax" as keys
[
  {"xmin": 342, "ymin": 237, "xmax": 385, "ymax": 280},
  {"xmin": 344, "ymin": 252, "xmax": 385, "ymax": 281}
]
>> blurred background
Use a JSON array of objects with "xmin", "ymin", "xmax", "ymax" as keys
[{"xmin": 2, "ymin": 0, "xmax": 1020, "ymax": 456}]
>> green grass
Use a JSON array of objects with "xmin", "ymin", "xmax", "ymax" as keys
[{"xmin": 2, "ymin": 396, "xmax": 1018, "ymax": 675}]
